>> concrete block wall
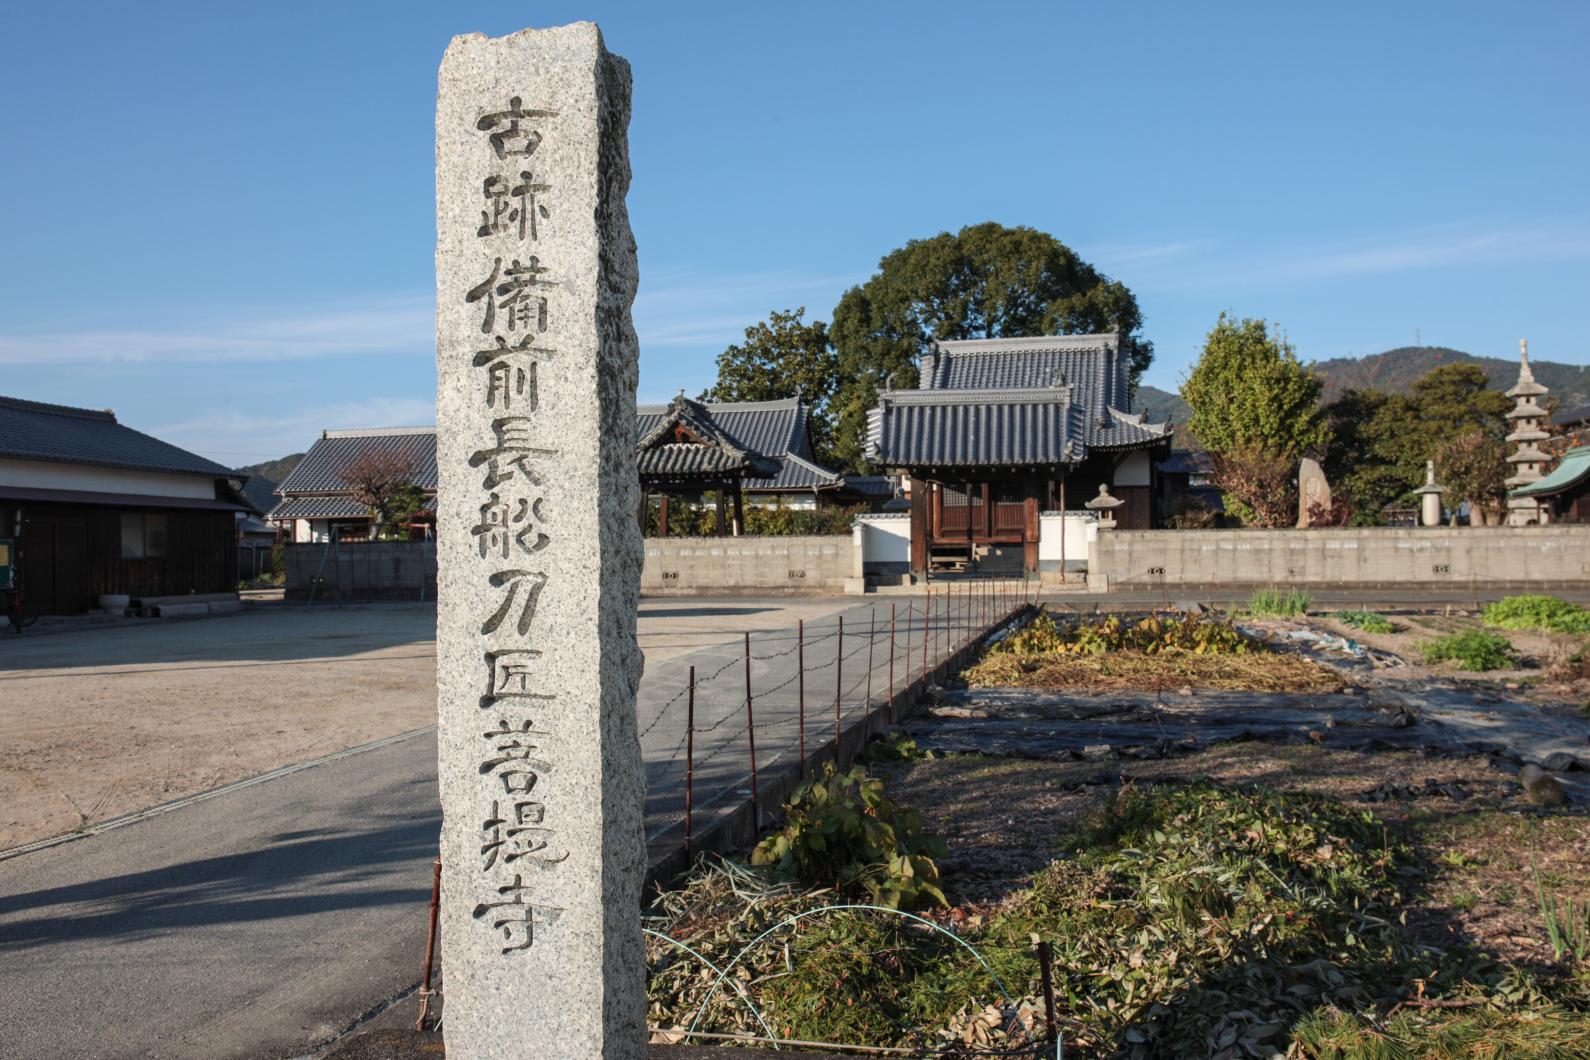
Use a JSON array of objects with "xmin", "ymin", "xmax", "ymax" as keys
[
  {"xmin": 1089, "ymin": 525, "xmax": 1590, "ymax": 589},
  {"xmin": 641, "ymin": 535, "xmax": 853, "ymax": 595},
  {"xmin": 284, "ymin": 541, "xmax": 437, "ymax": 600}
]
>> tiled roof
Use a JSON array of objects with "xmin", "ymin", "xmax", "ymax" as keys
[
  {"xmin": 747, "ymin": 452, "xmax": 842, "ymax": 492},
  {"xmin": 270, "ymin": 495, "xmax": 371, "ymax": 521},
  {"xmin": 277, "ymin": 427, "xmax": 438, "ymax": 494},
  {"xmin": 919, "ymin": 334, "xmax": 1131, "ymax": 413},
  {"xmin": 239, "ymin": 473, "xmax": 280, "ymax": 516},
  {"xmin": 636, "ymin": 396, "xmax": 843, "ymax": 488},
  {"xmin": 1091, "ymin": 407, "xmax": 1173, "ymax": 449},
  {"xmin": 867, "ymin": 334, "xmax": 1168, "ymax": 468},
  {"xmin": 1513, "ymin": 445, "xmax": 1590, "ymax": 498},
  {"xmin": 637, "ymin": 442, "xmax": 756, "ymax": 478},
  {"xmin": 0, "ymin": 394, "xmax": 233, "ymax": 478},
  {"xmin": 1157, "ymin": 448, "xmax": 1214, "ymax": 475},
  {"xmin": 1552, "ymin": 402, "xmax": 1590, "ymax": 428},
  {"xmin": 636, "ymin": 397, "xmax": 807, "ymax": 459},
  {"xmin": 866, "ymin": 388, "xmax": 1084, "ymax": 468},
  {"xmin": 839, "ymin": 474, "xmax": 897, "ymax": 498}
]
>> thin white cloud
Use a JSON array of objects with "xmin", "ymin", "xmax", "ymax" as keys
[
  {"xmin": 633, "ymin": 269, "xmax": 859, "ymax": 349},
  {"xmin": 0, "ymin": 297, "xmax": 434, "ymax": 366},
  {"xmin": 151, "ymin": 397, "xmax": 436, "ymax": 467},
  {"xmin": 1277, "ymin": 220, "xmax": 1590, "ymax": 279},
  {"xmin": 0, "ymin": 270, "xmax": 861, "ymax": 366},
  {"xmin": 1135, "ymin": 218, "xmax": 1590, "ymax": 295},
  {"xmin": 1081, "ymin": 239, "xmax": 1214, "ymax": 271}
]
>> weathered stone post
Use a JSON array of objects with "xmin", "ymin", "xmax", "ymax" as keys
[{"xmin": 435, "ymin": 23, "xmax": 645, "ymax": 1059}]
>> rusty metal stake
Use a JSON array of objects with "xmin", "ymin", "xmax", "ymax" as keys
[
  {"xmin": 415, "ymin": 856, "xmax": 442, "ymax": 1031},
  {"xmin": 685, "ymin": 665, "xmax": 695, "ymax": 855},
  {"xmin": 921, "ymin": 588, "xmax": 930, "ymax": 688},
  {"xmin": 744, "ymin": 632, "xmax": 758, "ymax": 824},
  {"xmin": 888, "ymin": 603, "xmax": 897, "ymax": 721},
  {"xmin": 865, "ymin": 607, "xmax": 876, "ymax": 715},
  {"xmin": 834, "ymin": 615, "xmax": 844, "ymax": 755},
  {"xmin": 1037, "ymin": 939, "xmax": 1059, "ymax": 1048},
  {"xmin": 797, "ymin": 619, "xmax": 806, "ymax": 772}
]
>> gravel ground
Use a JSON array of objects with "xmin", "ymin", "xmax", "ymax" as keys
[{"xmin": 0, "ymin": 596, "xmax": 861, "ymax": 851}]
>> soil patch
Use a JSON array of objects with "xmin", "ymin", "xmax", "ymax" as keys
[{"xmin": 881, "ymin": 743, "xmax": 1590, "ymax": 968}]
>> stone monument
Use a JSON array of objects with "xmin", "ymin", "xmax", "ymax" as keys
[
  {"xmin": 1414, "ymin": 459, "xmax": 1445, "ymax": 527},
  {"xmin": 435, "ymin": 23, "xmax": 645, "ymax": 1059},
  {"xmin": 1296, "ymin": 457, "xmax": 1331, "ymax": 527}
]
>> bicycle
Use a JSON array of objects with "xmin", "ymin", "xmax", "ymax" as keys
[{"xmin": 2, "ymin": 586, "xmax": 37, "ymax": 634}]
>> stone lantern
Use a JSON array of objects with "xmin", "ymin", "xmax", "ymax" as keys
[{"xmin": 1084, "ymin": 483, "xmax": 1126, "ymax": 529}]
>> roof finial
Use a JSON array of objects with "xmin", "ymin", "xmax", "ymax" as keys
[{"xmin": 1520, "ymin": 337, "xmax": 1529, "ymax": 363}]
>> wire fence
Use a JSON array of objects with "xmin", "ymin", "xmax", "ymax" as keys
[{"xmin": 638, "ymin": 577, "xmax": 1038, "ymax": 850}]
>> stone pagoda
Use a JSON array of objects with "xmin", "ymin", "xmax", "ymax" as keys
[{"xmin": 1504, "ymin": 338, "xmax": 1551, "ymax": 525}]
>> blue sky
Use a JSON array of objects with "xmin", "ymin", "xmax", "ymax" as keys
[{"xmin": 2, "ymin": 1, "xmax": 1587, "ymax": 466}]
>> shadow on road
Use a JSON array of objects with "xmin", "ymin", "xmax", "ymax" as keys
[
  {"xmin": 0, "ymin": 806, "xmax": 438, "ymax": 953},
  {"xmin": 637, "ymin": 605, "xmax": 780, "ymax": 619}
]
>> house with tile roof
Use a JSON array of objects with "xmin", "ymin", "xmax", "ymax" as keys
[
  {"xmin": 635, "ymin": 395, "xmax": 895, "ymax": 535},
  {"xmin": 0, "ymin": 394, "xmax": 247, "ymax": 615},
  {"xmin": 270, "ymin": 427, "xmax": 438, "ymax": 542},
  {"xmin": 865, "ymin": 333, "xmax": 1171, "ymax": 573}
]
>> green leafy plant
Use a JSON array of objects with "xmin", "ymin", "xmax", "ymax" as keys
[
  {"xmin": 1336, "ymin": 609, "xmax": 1395, "ymax": 634},
  {"xmin": 1484, "ymin": 595, "xmax": 1590, "ymax": 635},
  {"xmin": 751, "ymin": 765, "xmax": 947, "ymax": 909},
  {"xmin": 995, "ymin": 611, "xmax": 1254, "ymax": 657},
  {"xmin": 858, "ymin": 732, "xmax": 932, "ymax": 764},
  {"xmin": 1423, "ymin": 628, "xmax": 1515, "ymax": 672},
  {"xmin": 1248, "ymin": 588, "xmax": 1311, "ymax": 617},
  {"xmin": 1536, "ymin": 859, "xmax": 1590, "ymax": 965}
]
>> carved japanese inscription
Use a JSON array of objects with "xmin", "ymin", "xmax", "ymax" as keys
[{"xmin": 437, "ymin": 23, "xmax": 643, "ymax": 1059}]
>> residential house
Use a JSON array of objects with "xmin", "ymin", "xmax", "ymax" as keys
[
  {"xmin": 270, "ymin": 427, "xmax": 437, "ymax": 542},
  {"xmin": 0, "ymin": 394, "xmax": 246, "ymax": 615}
]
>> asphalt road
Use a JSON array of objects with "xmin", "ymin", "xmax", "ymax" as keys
[{"xmin": 0, "ymin": 591, "xmax": 990, "ymax": 1060}]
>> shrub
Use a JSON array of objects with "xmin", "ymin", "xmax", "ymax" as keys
[
  {"xmin": 1247, "ymin": 588, "xmax": 1311, "ymax": 617},
  {"xmin": 1483, "ymin": 595, "xmax": 1590, "ymax": 635},
  {"xmin": 994, "ymin": 612, "xmax": 1254, "ymax": 656},
  {"xmin": 1424, "ymin": 628, "xmax": 1515, "ymax": 672},
  {"xmin": 1336, "ymin": 609, "xmax": 1395, "ymax": 634},
  {"xmin": 751, "ymin": 765, "xmax": 947, "ymax": 909}
]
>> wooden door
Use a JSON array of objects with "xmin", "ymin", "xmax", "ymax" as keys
[{"xmin": 24, "ymin": 515, "xmax": 90, "ymax": 615}]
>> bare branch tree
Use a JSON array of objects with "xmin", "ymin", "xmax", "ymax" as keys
[{"xmin": 337, "ymin": 451, "xmax": 416, "ymax": 535}]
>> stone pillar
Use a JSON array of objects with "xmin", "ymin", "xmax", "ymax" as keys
[{"xmin": 435, "ymin": 24, "xmax": 644, "ymax": 1060}]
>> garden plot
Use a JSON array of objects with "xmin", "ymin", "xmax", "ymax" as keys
[
  {"xmin": 636, "ymin": 599, "xmax": 1590, "ymax": 1057},
  {"xmin": 920, "ymin": 605, "xmax": 1590, "ymax": 801}
]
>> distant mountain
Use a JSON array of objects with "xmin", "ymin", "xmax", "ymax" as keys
[
  {"xmin": 1135, "ymin": 385, "xmax": 1191, "ymax": 425},
  {"xmin": 1309, "ymin": 346, "xmax": 1590, "ymax": 407},
  {"xmin": 235, "ymin": 453, "xmax": 304, "ymax": 485},
  {"xmin": 1133, "ymin": 346, "xmax": 1590, "ymax": 442}
]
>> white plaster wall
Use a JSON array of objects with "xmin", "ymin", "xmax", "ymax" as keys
[
  {"xmin": 856, "ymin": 513, "xmax": 910, "ymax": 566},
  {"xmin": 1114, "ymin": 450, "xmax": 1152, "ymax": 488},
  {"xmin": 1039, "ymin": 511, "xmax": 1098, "ymax": 567},
  {"xmin": 0, "ymin": 457, "xmax": 217, "ymax": 499}
]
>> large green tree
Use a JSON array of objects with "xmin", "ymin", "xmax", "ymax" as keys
[
  {"xmin": 1180, "ymin": 315, "xmax": 1327, "ymax": 526},
  {"xmin": 828, "ymin": 222, "xmax": 1151, "ymax": 470},
  {"xmin": 706, "ymin": 307, "xmax": 840, "ymax": 465},
  {"xmin": 1322, "ymin": 363, "xmax": 1509, "ymax": 523}
]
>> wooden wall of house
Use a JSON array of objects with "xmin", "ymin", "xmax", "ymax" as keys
[{"xmin": 17, "ymin": 503, "xmax": 238, "ymax": 614}]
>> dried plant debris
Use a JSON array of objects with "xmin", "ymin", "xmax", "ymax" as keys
[{"xmin": 645, "ymin": 780, "xmax": 1590, "ymax": 1058}]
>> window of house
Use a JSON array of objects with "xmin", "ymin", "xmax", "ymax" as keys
[{"xmin": 120, "ymin": 513, "xmax": 168, "ymax": 559}]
